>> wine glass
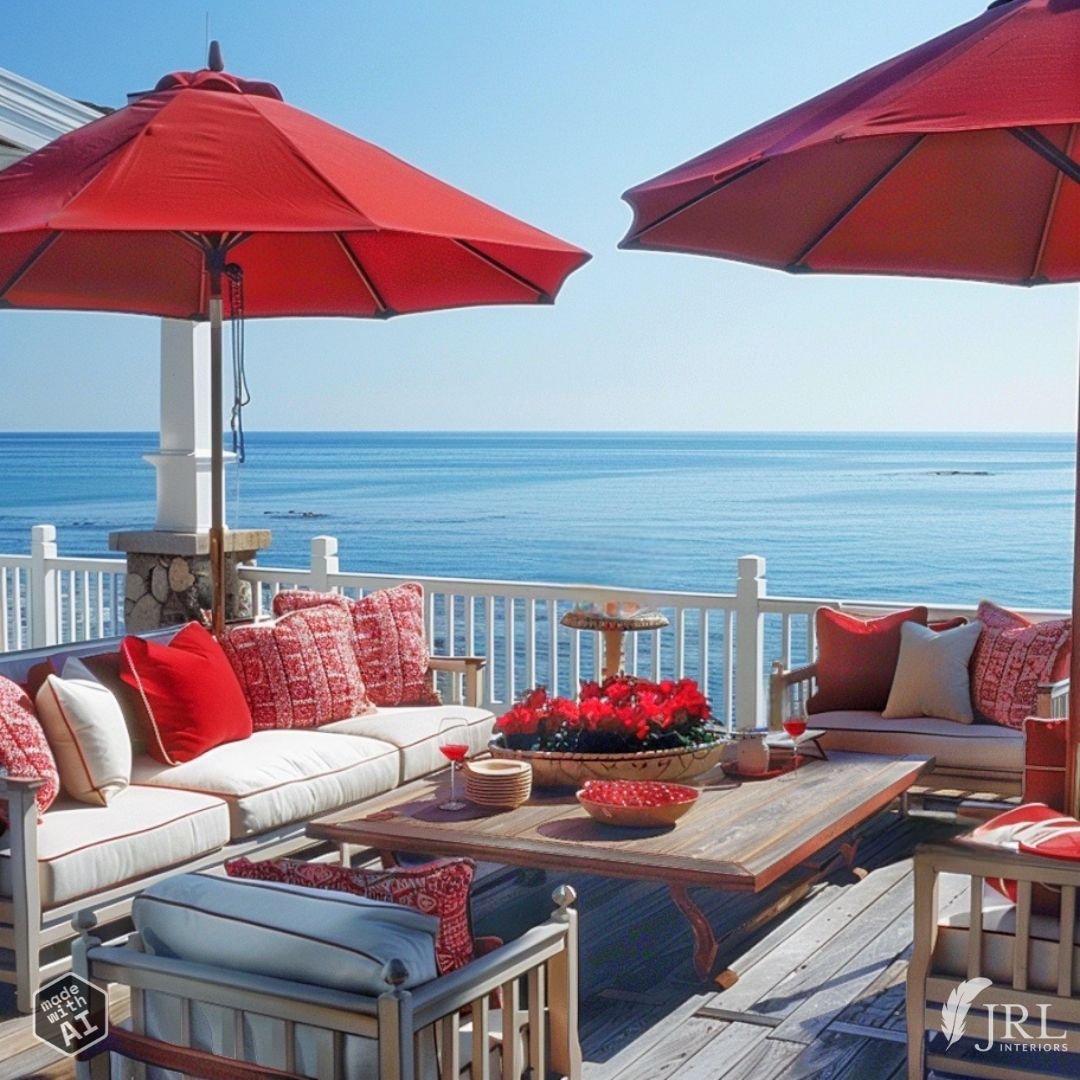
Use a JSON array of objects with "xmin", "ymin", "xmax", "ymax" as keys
[
  {"xmin": 783, "ymin": 683, "xmax": 808, "ymax": 778},
  {"xmin": 437, "ymin": 716, "xmax": 469, "ymax": 810}
]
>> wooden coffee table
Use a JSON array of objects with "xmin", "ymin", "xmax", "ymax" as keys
[{"xmin": 309, "ymin": 751, "xmax": 931, "ymax": 982}]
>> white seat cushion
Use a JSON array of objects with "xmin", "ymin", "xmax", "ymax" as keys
[
  {"xmin": 319, "ymin": 705, "xmax": 495, "ymax": 783},
  {"xmin": 811, "ymin": 710, "xmax": 1023, "ymax": 773},
  {"xmin": 131, "ymin": 730, "xmax": 400, "ymax": 838},
  {"xmin": 0, "ymin": 786, "xmax": 230, "ymax": 907},
  {"xmin": 934, "ymin": 875, "xmax": 1080, "ymax": 994}
]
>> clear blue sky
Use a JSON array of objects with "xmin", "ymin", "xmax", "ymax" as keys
[{"xmin": 3, "ymin": 1, "xmax": 1076, "ymax": 432}]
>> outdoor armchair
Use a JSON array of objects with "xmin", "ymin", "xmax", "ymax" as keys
[
  {"xmin": 906, "ymin": 839, "xmax": 1080, "ymax": 1078},
  {"xmin": 73, "ymin": 878, "xmax": 581, "ymax": 1080}
]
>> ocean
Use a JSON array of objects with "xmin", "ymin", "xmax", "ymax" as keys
[{"xmin": 0, "ymin": 431, "xmax": 1072, "ymax": 610}]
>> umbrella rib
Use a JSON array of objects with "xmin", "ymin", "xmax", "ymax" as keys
[
  {"xmin": 1011, "ymin": 127, "xmax": 1080, "ymax": 186},
  {"xmin": 334, "ymin": 234, "xmax": 394, "ymax": 317},
  {"xmin": 787, "ymin": 135, "xmax": 924, "ymax": 271},
  {"xmin": 620, "ymin": 161, "xmax": 767, "ymax": 247},
  {"xmin": 1027, "ymin": 125, "xmax": 1077, "ymax": 285},
  {"xmin": 0, "ymin": 233, "xmax": 62, "ymax": 301},
  {"xmin": 453, "ymin": 239, "xmax": 551, "ymax": 301}
]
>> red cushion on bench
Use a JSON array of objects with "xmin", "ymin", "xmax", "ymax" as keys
[
  {"xmin": 807, "ymin": 606, "xmax": 928, "ymax": 714},
  {"xmin": 120, "ymin": 622, "xmax": 252, "ymax": 765}
]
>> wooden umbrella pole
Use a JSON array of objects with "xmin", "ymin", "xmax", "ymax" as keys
[
  {"xmin": 1070, "ymin": 316, "xmax": 1080, "ymax": 815},
  {"xmin": 209, "ymin": 271, "xmax": 226, "ymax": 638}
]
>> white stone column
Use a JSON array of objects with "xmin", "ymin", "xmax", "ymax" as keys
[
  {"xmin": 109, "ymin": 319, "xmax": 269, "ymax": 630},
  {"xmin": 142, "ymin": 319, "xmax": 226, "ymax": 532}
]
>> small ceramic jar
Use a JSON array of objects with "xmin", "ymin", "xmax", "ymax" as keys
[{"xmin": 732, "ymin": 729, "xmax": 770, "ymax": 775}]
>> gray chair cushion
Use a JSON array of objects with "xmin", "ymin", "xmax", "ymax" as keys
[{"xmin": 134, "ymin": 872, "xmax": 439, "ymax": 994}]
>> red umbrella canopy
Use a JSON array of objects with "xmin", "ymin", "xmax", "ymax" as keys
[
  {"xmin": 622, "ymin": 0, "xmax": 1080, "ymax": 285},
  {"xmin": 0, "ymin": 65, "xmax": 589, "ymax": 317}
]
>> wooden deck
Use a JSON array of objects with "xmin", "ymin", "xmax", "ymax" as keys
[{"xmin": 0, "ymin": 808, "xmax": 962, "ymax": 1079}]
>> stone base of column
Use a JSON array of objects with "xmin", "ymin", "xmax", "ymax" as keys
[{"xmin": 108, "ymin": 529, "xmax": 272, "ymax": 633}]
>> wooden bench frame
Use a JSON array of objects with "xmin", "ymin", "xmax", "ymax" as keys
[
  {"xmin": 73, "ymin": 885, "xmax": 581, "ymax": 1080},
  {"xmin": 769, "ymin": 660, "xmax": 1069, "ymax": 798}
]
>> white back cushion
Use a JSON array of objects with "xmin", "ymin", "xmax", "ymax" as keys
[{"xmin": 35, "ymin": 674, "xmax": 131, "ymax": 805}]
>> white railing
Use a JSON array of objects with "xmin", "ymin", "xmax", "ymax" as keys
[
  {"xmin": 0, "ymin": 528, "xmax": 1069, "ymax": 731},
  {"xmin": 244, "ymin": 538, "xmax": 751, "ymax": 725},
  {"xmin": 2, "ymin": 525, "xmax": 127, "ymax": 650}
]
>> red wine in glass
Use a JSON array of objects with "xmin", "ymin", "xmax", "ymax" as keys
[
  {"xmin": 783, "ymin": 685, "xmax": 808, "ymax": 777},
  {"xmin": 437, "ymin": 718, "xmax": 468, "ymax": 809},
  {"xmin": 782, "ymin": 717, "xmax": 807, "ymax": 740}
]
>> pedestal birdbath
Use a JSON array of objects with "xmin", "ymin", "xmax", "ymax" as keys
[{"xmin": 561, "ymin": 604, "xmax": 669, "ymax": 680}]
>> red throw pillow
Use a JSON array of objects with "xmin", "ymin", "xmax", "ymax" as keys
[
  {"xmin": 807, "ymin": 606, "xmax": 928, "ymax": 714},
  {"xmin": 970, "ymin": 601, "xmax": 1071, "ymax": 730},
  {"xmin": 1023, "ymin": 717, "xmax": 1068, "ymax": 811},
  {"xmin": 968, "ymin": 803, "xmax": 1080, "ymax": 910},
  {"xmin": 273, "ymin": 584, "xmax": 435, "ymax": 706},
  {"xmin": 225, "ymin": 855, "xmax": 476, "ymax": 975},
  {"xmin": 220, "ymin": 605, "xmax": 371, "ymax": 730},
  {"xmin": 0, "ymin": 675, "xmax": 60, "ymax": 822},
  {"xmin": 120, "ymin": 622, "xmax": 253, "ymax": 765}
]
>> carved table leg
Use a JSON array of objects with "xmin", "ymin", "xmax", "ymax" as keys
[{"xmin": 669, "ymin": 884, "xmax": 720, "ymax": 981}]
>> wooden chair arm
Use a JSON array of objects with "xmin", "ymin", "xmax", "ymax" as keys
[
  {"xmin": 768, "ymin": 661, "xmax": 818, "ymax": 730},
  {"xmin": 427, "ymin": 656, "xmax": 487, "ymax": 708},
  {"xmin": 917, "ymin": 838, "xmax": 1080, "ymax": 888}
]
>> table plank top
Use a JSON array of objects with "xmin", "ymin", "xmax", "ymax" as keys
[{"xmin": 309, "ymin": 752, "xmax": 932, "ymax": 893}]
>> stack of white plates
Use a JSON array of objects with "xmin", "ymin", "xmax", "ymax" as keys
[{"xmin": 464, "ymin": 759, "xmax": 532, "ymax": 809}]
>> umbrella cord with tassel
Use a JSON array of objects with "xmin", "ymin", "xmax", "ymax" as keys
[{"xmin": 226, "ymin": 263, "xmax": 250, "ymax": 528}]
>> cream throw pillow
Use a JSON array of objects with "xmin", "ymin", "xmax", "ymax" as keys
[
  {"xmin": 35, "ymin": 674, "xmax": 132, "ymax": 805},
  {"xmin": 883, "ymin": 620, "xmax": 983, "ymax": 724}
]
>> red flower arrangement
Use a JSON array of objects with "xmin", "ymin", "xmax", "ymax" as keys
[{"xmin": 494, "ymin": 675, "xmax": 717, "ymax": 754}]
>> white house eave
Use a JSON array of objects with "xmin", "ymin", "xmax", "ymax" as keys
[{"xmin": 0, "ymin": 65, "xmax": 102, "ymax": 154}]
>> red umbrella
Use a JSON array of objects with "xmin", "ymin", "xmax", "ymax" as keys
[
  {"xmin": 0, "ymin": 46, "xmax": 590, "ymax": 633},
  {"xmin": 621, "ymin": 0, "xmax": 1080, "ymax": 804}
]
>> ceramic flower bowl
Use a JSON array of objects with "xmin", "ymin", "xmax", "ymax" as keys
[{"xmin": 576, "ymin": 779, "xmax": 699, "ymax": 828}]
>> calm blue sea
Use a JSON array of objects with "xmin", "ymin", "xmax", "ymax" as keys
[{"xmin": 0, "ymin": 431, "xmax": 1072, "ymax": 610}]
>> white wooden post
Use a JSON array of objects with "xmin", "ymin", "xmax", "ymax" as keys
[
  {"xmin": 30, "ymin": 524, "xmax": 58, "ymax": 647},
  {"xmin": 734, "ymin": 554, "xmax": 766, "ymax": 731},
  {"xmin": 309, "ymin": 535, "xmax": 339, "ymax": 593}
]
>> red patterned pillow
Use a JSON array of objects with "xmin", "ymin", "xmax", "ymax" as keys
[
  {"xmin": 970, "ymin": 601, "xmax": 1071, "ymax": 729},
  {"xmin": 220, "ymin": 606, "xmax": 371, "ymax": 731},
  {"xmin": 225, "ymin": 855, "xmax": 475, "ymax": 974},
  {"xmin": 120, "ymin": 622, "xmax": 253, "ymax": 764},
  {"xmin": 0, "ymin": 675, "xmax": 60, "ymax": 822},
  {"xmin": 273, "ymin": 584, "xmax": 435, "ymax": 706}
]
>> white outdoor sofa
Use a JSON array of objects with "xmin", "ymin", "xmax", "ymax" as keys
[
  {"xmin": 769, "ymin": 661, "xmax": 1069, "ymax": 798},
  {"xmin": 0, "ymin": 628, "xmax": 491, "ymax": 1013},
  {"xmin": 73, "ymin": 875, "xmax": 582, "ymax": 1080}
]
